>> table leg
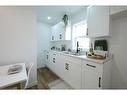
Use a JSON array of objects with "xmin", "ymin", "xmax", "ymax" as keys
[{"xmin": 17, "ymin": 83, "xmax": 23, "ymax": 89}]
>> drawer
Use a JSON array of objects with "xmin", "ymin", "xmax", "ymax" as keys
[
  {"xmin": 82, "ymin": 60, "xmax": 103, "ymax": 73},
  {"xmin": 66, "ymin": 56, "xmax": 82, "ymax": 66}
]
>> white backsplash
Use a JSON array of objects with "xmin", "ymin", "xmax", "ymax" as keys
[{"xmin": 50, "ymin": 40, "xmax": 72, "ymax": 51}]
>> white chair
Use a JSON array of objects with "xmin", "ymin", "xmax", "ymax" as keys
[{"xmin": 24, "ymin": 62, "xmax": 34, "ymax": 89}]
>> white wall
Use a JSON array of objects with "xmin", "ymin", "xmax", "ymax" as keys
[
  {"xmin": 0, "ymin": 7, "xmax": 37, "ymax": 87},
  {"xmin": 37, "ymin": 22, "xmax": 50, "ymax": 68},
  {"xmin": 109, "ymin": 17, "xmax": 127, "ymax": 89}
]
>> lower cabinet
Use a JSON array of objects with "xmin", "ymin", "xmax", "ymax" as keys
[
  {"xmin": 68, "ymin": 60, "xmax": 82, "ymax": 89},
  {"xmin": 56, "ymin": 55, "xmax": 82, "ymax": 89},
  {"xmin": 56, "ymin": 54, "xmax": 70, "ymax": 81},
  {"xmin": 61, "ymin": 60, "xmax": 82, "ymax": 89},
  {"xmin": 44, "ymin": 50, "xmax": 50, "ymax": 67},
  {"xmin": 82, "ymin": 60, "xmax": 112, "ymax": 89},
  {"xmin": 82, "ymin": 61, "xmax": 103, "ymax": 89},
  {"xmin": 46, "ymin": 51, "xmax": 112, "ymax": 89}
]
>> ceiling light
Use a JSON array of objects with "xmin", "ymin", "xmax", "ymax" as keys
[{"xmin": 47, "ymin": 16, "xmax": 51, "ymax": 20}]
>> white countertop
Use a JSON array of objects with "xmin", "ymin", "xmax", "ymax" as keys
[{"xmin": 50, "ymin": 50, "xmax": 112, "ymax": 64}]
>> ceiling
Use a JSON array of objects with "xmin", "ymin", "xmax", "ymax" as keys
[{"xmin": 37, "ymin": 6, "xmax": 87, "ymax": 26}]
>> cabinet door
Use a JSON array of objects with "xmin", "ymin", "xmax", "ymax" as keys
[
  {"xmin": 82, "ymin": 61, "xmax": 103, "ymax": 89},
  {"xmin": 47, "ymin": 52, "xmax": 52, "ymax": 69},
  {"xmin": 50, "ymin": 53, "xmax": 57, "ymax": 73},
  {"xmin": 87, "ymin": 6, "xmax": 110, "ymax": 37},
  {"xmin": 69, "ymin": 61, "xmax": 82, "ymax": 89},
  {"xmin": 51, "ymin": 26, "xmax": 57, "ymax": 41},
  {"xmin": 54, "ymin": 54, "xmax": 68, "ymax": 80},
  {"xmin": 44, "ymin": 51, "xmax": 49, "ymax": 67},
  {"xmin": 57, "ymin": 22, "xmax": 65, "ymax": 40}
]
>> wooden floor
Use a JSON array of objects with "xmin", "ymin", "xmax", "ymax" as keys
[{"xmin": 28, "ymin": 67, "xmax": 59, "ymax": 89}]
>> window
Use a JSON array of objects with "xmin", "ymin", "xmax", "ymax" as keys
[{"xmin": 72, "ymin": 21, "xmax": 90, "ymax": 50}]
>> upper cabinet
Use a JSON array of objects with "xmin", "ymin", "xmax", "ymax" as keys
[
  {"xmin": 110, "ymin": 6, "xmax": 127, "ymax": 19},
  {"xmin": 87, "ymin": 6, "xmax": 110, "ymax": 37},
  {"xmin": 50, "ymin": 21, "xmax": 71, "ymax": 41},
  {"xmin": 51, "ymin": 25, "xmax": 57, "ymax": 41},
  {"xmin": 110, "ymin": 6, "xmax": 127, "ymax": 15}
]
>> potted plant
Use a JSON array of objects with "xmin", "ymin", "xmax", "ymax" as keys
[{"xmin": 62, "ymin": 14, "xmax": 68, "ymax": 28}]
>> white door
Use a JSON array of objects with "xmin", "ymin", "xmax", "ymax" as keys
[
  {"xmin": 87, "ymin": 6, "xmax": 110, "ymax": 37},
  {"xmin": 82, "ymin": 61, "xmax": 103, "ymax": 89}
]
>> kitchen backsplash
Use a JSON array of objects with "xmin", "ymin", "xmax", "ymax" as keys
[{"xmin": 50, "ymin": 40, "xmax": 72, "ymax": 51}]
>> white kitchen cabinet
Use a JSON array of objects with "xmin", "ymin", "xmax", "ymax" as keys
[
  {"xmin": 44, "ymin": 50, "xmax": 50, "ymax": 67},
  {"xmin": 82, "ymin": 60, "xmax": 112, "ymax": 89},
  {"xmin": 59, "ymin": 56, "xmax": 82, "ymax": 89},
  {"xmin": 87, "ymin": 6, "xmax": 110, "ymax": 37},
  {"xmin": 47, "ymin": 52, "xmax": 52, "ymax": 69},
  {"xmin": 56, "ymin": 22, "xmax": 65, "ymax": 40},
  {"xmin": 55, "ymin": 53, "xmax": 82, "ymax": 89},
  {"xmin": 50, "ymin": 21, "xmax": 71, "ymax": 41},
  {"xmin": 50, "ymin": 25, "xmax": 57, "ymax": 41},
  {"xmin": 55, "ymin": 53, "xmax": 67, "ymax": 77},
  {"xmin": 110, "ymin": 6, "xmax": 127, "ymax": 19},
  {"xmin": 47, "ymin": 51, "xmax": 56, "ymax": 72},
  {"xmin": 68, "ymin": 60, "xmax": 82, "ymax": 89},
  {"xmin": 110, "ymin": 6, "xmax": 127, "ymax": 15},
  {"xmin": 47, "ymin": 51, "xmax": 112, "ymax": 89}
]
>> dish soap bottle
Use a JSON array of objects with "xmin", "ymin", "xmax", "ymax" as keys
[{"xmin": 89, "ymin": 43, "xmax": 94, "ymax": 55}]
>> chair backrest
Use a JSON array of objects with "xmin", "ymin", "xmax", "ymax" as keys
[{"xmin": 25, "ymin": 62, "xmax": 34, "ymax": 88}]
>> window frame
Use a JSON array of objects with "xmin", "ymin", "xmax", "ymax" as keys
[{"xmin": 72, "ymin": 20, "xmax": 90, "ymax": 51}]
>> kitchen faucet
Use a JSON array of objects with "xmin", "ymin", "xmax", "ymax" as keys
[{"xmin": 76, "ymin": 41, "xmax": 80, "ymax": 53}]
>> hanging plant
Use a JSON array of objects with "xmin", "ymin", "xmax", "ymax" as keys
[{"xmin": 62, "ymin": 14, "xmax": 68, "ymax": 28}]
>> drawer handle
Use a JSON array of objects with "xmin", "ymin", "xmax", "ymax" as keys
[
  {"xmin": 53, "ymin": 58, "xmax": 55, "ymax": 63},
  {"xmin": 86, "ymin": 64, "xmax": 96, "ymax": 68},
  {"xmin": 46, "ymin": 55, "xmax": 48, "ymax": 59},
  {"xmin": 65, "ymin": 63, "xmax": 69, "ymax": 70},
  {"xmin": 86, "ymin": 28, "xmax": 88, "ymax": 35},
  {"xmin": 99, "ymin": 77, "xmax": 101, "ymax": 88},
  {"xmin": 60, "ymin": 34, "xmax": 62, "ymax": 39}
]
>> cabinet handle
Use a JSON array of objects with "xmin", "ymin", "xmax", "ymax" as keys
[
  {"xmin": 53, "ymin": 58, "xmax": 55, "ymax": 63},
  {"xmin": 53, "ymin": 54, "xmax": 56, "ymax": 55},
  {"xmin": 86, "ymin": 64, "xmax": 96, "ymax": 68},
  {"xmin": 99, "ymin": 77, "xmax": 101, "ymax": 88},
  {"xmin": 52, "ymin": 36, "xmax": 54, "ymax": 40},
  {"xmin": 65, "ymin": 63, "xmax": 69, "ymax": 70},
  {"xmin": 86, "ymin": 28, "xmax": 88, "ymax": 35},
  {"xmin": 46, "ymin": 55, "xmax": 48, "ymax": 59},
  {"xmin": 60, "ymin": 34, "xmax": 62, "ymax": 39}
]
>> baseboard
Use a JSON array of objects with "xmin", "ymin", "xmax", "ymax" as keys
[{"xmin": 28, "ymin": 81, "xmax": 38, "ymax": 88}]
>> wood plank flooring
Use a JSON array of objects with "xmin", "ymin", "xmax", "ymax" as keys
[{"xmin": 28, "ymin": 67, "xmax": 59, "ymax": 89}]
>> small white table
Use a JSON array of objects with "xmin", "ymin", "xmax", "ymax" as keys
[{"xmin": 0, "ymin": 63, "xmax": 28, "ymax": 89}]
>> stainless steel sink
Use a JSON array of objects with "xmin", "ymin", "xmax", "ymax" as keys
[
  {"xmin": 70, "ymin": 53, "xmax": 84, "ymax": 56},
  {"xmin": 62, "ymin": 51, "xmax": 84, "ymax": 56},
  {"xmin": 62, "ymin": 51, "xmax": 70, "ymax": 54}
]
